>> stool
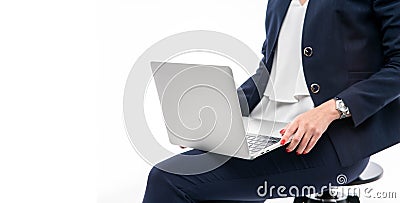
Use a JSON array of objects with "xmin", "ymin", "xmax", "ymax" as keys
[{"xmin": 293, "ymin": 162, "xmax": 383, "ymax": 203}]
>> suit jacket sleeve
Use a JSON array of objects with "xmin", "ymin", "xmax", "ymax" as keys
[
  {"xmin": 336, "ymin": 0, "xmax": 400, "ymax": 128},
  {"xmin": 237, "ymin": 40, "xmax": 270, "ymax": 116}
]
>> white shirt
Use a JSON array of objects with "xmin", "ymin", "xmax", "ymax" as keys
[{"xmin": 250, "ymin": 0, "xmax": 315, "ymax": 123}]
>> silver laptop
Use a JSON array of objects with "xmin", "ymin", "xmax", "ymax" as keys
[{"xmin": 150, "ymin": 61, "xmax": 290, "ymax": 159}]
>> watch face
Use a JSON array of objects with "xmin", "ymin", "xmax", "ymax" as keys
[{"xmin": 337, "ymin": 101, "xmax": 348, "ymax": 112}]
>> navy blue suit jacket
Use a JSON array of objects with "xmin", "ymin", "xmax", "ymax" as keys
[{"xmin": 237, "ymin": 0, "xmax": 400, "ymax": 167}]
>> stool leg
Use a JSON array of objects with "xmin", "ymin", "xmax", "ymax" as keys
[
  {"xmin": 346, "ymin": 195, "xmax": 360, "ymax": 203},
  {"xmin": 293, "ymin": 196, "xmax": 309, "ymax": 203}
]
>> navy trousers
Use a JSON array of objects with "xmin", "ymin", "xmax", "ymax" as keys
[{"xmin": 142, "ymin": 135, "xmax": 369, "ymax": 202}]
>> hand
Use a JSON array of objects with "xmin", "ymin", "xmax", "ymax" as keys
[{"xmin": 280, "ymin": 99, "xmax": 340, "ymax": 155}]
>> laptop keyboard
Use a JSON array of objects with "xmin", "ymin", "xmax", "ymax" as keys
[{"xmin": 246, "ymin": 135, "xmax": 281, "ymax": 153}]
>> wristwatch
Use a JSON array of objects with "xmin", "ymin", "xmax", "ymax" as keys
[{"xmin": 334, "ymin": 97, "xmax": 351, "ymax": 119}]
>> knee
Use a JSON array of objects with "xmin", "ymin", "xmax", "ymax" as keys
[
  {"xmin": 144, "ymin": 167, "xmax": 175, "ymax": 201},
  {"xmin": 147, "ymin": 166, "xmax": 168, "ymax": 185},
  {"xmin": 145, "ymin": 166, "xmax": 195, "ymax": 202}
]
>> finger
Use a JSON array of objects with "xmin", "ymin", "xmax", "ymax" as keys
[
  {"xmin": 303, "ymin": 135, "xmax": 322, "ymax": 154},
  {"xmin": 286, "ymin": 126, "xmax": 305, "ymax": 152},
  {"xmin": 281, "ymin": 122, "xmax": 297, "ymax": 145},
  {"xmin": 295, "ymin": 131, "xmax": 313, "ymax": 155},
  {"xmin": 279, "ymin": 128, "xmax": 286, "ymax": 136},
  {"xmin": 280, "ymin": 123, "xmax": 290, "ymax": 135}
]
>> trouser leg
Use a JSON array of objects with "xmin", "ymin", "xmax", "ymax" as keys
[{"xmin": 142, "ymin": 135, "xmax": 369, "ymax": 203}]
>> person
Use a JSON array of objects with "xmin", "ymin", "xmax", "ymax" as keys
[{"xmin": 142, "ymin": 0, "xmax": 400, "ymax": 202}]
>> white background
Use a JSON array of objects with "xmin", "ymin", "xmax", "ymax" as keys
[{"xmin": 0, "ymin": 0, "xmax": 398, "ymax": 203}]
